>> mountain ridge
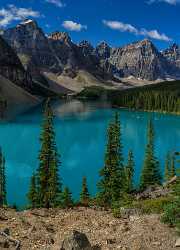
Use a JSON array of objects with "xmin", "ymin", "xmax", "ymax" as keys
[{"xmin": 1, "ymin": 19, "xmax": 180, "ymax": 94}]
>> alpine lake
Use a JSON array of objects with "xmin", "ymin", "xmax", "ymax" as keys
[{"xmin": 0, "ymin": 100, "xmax": 180, "ymax": 208}]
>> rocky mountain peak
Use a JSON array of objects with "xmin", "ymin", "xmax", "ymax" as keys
[
  {"xmin": 15, "ymin": 19, "xmax": 40, "ymax": 35},
  {"xmin": 48, "ymin": 31, "xmax": 72, "ymax": 44},
  {"xmin": 96, "ymin": 41, "xmax": 111, "ymax": 60},
  {"xmin": 78, "ymin": 40, "xmax": 94, "ymax": 49},
  {"xmin": 123, "ymin": 39, "xmax": 155, "ymax": 51},
  {"xmin": 2, "ymin": 19, "xmax": 180, "ymax": 82},
  {"xmin": 162, "ymin": 43, "xmax": 180, "ymax": 69},
  {"xmin": 18, "ymin": 19, "xmax": 38, "ymax": 28},
  {"xmin": 3, "ymin": 18, "xmax": 46, "ymax": 52},
  {"xmin": 139, "ymin": 38, "xmax": 152, "ymax": 45},
  {"xmin": 78, "ymin": 40, "xmax": 94, "ymax": 56},
  {"xmin": 108, "ymin": 39, "xmax": 170, "ymax": 80}
]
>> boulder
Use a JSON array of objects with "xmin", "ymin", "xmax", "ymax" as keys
[
  {"xmin": 175, "ymin": 238, "xmax": 180, "ymax": 247},
  {"xmin": 120, "ymin": 208, "xmax": 141, "ymax": 219},
  {"xmin": 60, "ymin": 230, "xmax": 92, "ymax": 250}
]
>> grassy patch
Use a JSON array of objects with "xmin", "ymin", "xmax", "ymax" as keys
[{"xmin": 131, "ymin": 197, "xmax": 173, "ymax": 214}]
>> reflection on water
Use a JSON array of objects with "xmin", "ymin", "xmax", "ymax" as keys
[
  {"xmin": 0, "ymin": 100, "xmax": 179, "ymax": 207},
  {"xmin": 53, "ymin": 100, "xmax": 111, "ymax": 118}
]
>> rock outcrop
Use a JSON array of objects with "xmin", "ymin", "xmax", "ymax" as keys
[{"xmin": 59, "ymin": 230, "xmax": 92, "ymax": 250}]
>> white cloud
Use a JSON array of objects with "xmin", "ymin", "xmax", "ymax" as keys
[
  {"xmin": 103, "ymin": 20, "xmax": 138, "ymax": 34},
  {"xmin": 45, "ymin": 0, "xmax": 65, "ymax": 8},
  {"xmin": 0, "ymin": 4, "xmax": 41, "ymax": 27},
  {"xmin": 62, "ymin": 21, "xmax": 87, "ymax": 31},
  {"xmin": 103, "ymin": 20, "xmax": 172, "ymax": 42},
  {"xmin": 147, "ymin": 0, "xmax": 180, "ymax": 5},
  {"xmin": 140, "ymin": 29, "xmax": 171, "ymax": 41}
]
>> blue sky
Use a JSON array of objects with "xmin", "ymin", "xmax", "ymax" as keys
[{"xmin": 0, "ymin": 0, "xmax": 180, "ymax": 49}]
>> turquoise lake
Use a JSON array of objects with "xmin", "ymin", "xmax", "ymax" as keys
[{"xmin": 0, "ymin": 100, "xmax": 180, "ymax": 207}]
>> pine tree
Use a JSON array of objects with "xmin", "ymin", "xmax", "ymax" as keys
[
  {"xmin": 97, "ymin": 112, "xmax": 124, "ymax": 207},
  {"xmin": 170, "ymin": 154, "xmax": 176, "ymax": 178},
  {"xmin": 27, "ymin": 174, "xmax": 37, "ymax": 209},
  {"xmin": 125, "ymin": 150, "xmax": 134, "ymax": 193},
  {"xmin": 164, "ymin": 152, "xmax": 171, "ymax": 182},
  {"xmin": 80, "ymin": 176, "xmax": 90, "ymax": 206},
  {"xmin": 140, "ymin": 119, "xmax": 161, "ymax": 190},
  {"xmin": 61, "ymin": 187, "xmax": 73, "ymax": 208},
  {"xmin": 36, "ymin": 98, "xmax": 61, "ymax": 208},
  {"xmin": 0, "ymin": 148, "xmax": 6, "ymax": 207}
]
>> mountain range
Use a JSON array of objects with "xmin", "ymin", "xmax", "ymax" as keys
[{"xmin": 0, "ymin": 19, "xmax": 180, "ymax": 116}]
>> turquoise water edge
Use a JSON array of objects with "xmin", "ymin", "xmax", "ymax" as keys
[{"xmin": 0, "ymin": 100, "xmax": 180, "ymax": 207}]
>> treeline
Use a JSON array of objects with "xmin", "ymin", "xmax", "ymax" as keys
[
  {"xmin": 77, "ymin": 81, "xmax": 180, "ymax": 114},
  {"xmin": 109, "ymin": 81, "xmax": 180, "ymax": 114},
  {"xmin": 0, "ymin": 99, "xmax": 179, "ymax": 229}
]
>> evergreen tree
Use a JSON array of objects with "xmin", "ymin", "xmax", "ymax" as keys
[
  {"xmin": 36, "ymin": 98, "xmax": 61, "ymax": 208},
  {"xmin": 111, "ymin": 81, "xmax": 180, "ymax": 114},
  {"xmin": 80, "ymin": 176, "xmax": 90, "ymax": 206},
  {"xmin": 0, "ymin": 148, "xmax": 6, "ymax": 207},
  {"xmin": 164, "ymin": 152, "xmax": 171, "ymax": 182},
  {"xmin": 27, "ymin": 174, "xmax": 37, "ymax": 209},
  {"xmin": 140, "ymin": 119, "xmax": 161, "ymax": 190},
  {"xmin": 170, "ymin": 154, "xmax": 176, "ymax": 178},
  {"xmin": 97, "ymin": 112, "xmax": 124, "ymax": 207},
  {"xmin": 61, "ymin": 187, "xmax": 73, "ymax": 208},
  {"xmin": 125, "ymin": 150, "xmax": 134, "ymax": 193}
]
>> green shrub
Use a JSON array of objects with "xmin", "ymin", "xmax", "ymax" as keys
[
  {"xmin": 111, "ymin": 194, "xmax": 134, "ymax": 218},
  {"xmin": 161, "ymin": 202, "xmax": 180, "ymax": 226},
  {"xmin": 132, "ymin": 197, "xmax": 173, "ymax": 214},
  {"xmin": 161, "ymin": 176, "xmax": 180, "ymax": 234}
]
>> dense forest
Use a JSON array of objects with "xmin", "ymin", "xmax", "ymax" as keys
[
  {"xmin": 77, "ymin": 80, "xmax": 180, "ymax": 114},
  {"xmin": 110, "ymin": 80, "xmax": 180, "ymax": 114}
]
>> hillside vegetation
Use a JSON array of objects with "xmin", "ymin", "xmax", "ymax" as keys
[{"xmin": 78, "ymin": 80, "xmax": 180, "ymax": 114}]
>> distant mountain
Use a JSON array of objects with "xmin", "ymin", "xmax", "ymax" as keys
[
  {"xmin": 0, "ymin": 35, "xmax": 42, "ymax": 118},
  {"xmin": 162, "ymin": 43, "xmax": 180, "ymax": 69},
  {"xmin": 2, "ymin": 20, "xmax": 115, "ymax": 86},
  {"xmin": 109, "ymin": 39, "xmax": 175, "ymax": 80},
  {"xmin": 1, "ymin": 19, "xmax": 180, "ymax": 92},
  {"xmin": 2, "ymin": 20, "xmax": 60, "ymax": 85}
]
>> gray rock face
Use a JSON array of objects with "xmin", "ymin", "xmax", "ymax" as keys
[
  {"xmin": 108, "ymin": 39, "xmax": 172, "ymax": 80},
  {"xmin": 60, "ymin": 230, "xmax": 92, "ymax": 250},
  {"xmin": 0, "ymin": 35, "xmax": 33, "ymax": 92},
  {"xmin": 48, "ymin": 31, "xmax": 79, "ymax": 76},
  {"xmin": 96, "ymin": 42, "xmax": 111, "ymax": 60},
  {"xmin": 3, "ymin": 20, "xmax": 61, "ymax": 72},
  {"xmin": 162, "ymin": 43, "xmax": 180, "ymax": 69},
  {"xmin": 2, "ymin": 20, "xmax": 61, "ymax": 84}
]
